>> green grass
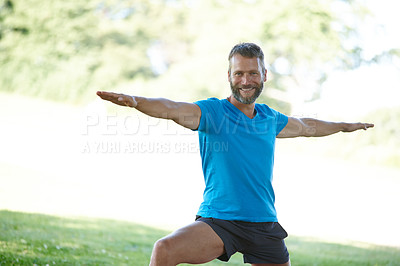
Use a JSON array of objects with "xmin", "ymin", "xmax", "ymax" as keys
[
  {"xmin": 0, "ymin": 211, "xmax": 161, "ymax": 265},
  {"xmin": 1, "ymin": 211, "xmax": 399, "ymax": 265}
]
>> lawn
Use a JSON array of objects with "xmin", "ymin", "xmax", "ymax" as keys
[{"xmin": 1, "ymin": 211, "xmax": 399, "ymax": 265}]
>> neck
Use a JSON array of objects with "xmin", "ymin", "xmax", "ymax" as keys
[{"xmin": 227, "ymin": 95, "xmax": 256, "ymax": 119}]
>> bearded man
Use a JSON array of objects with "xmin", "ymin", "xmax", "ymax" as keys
[{"xmin": 97, "ymin": 43, "xmax": 374, "ymax": 266}]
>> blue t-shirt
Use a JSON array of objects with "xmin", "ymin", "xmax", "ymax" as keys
[{"xmin": 194, "ymin": 98, "xmax": 288, "ymax": 222}]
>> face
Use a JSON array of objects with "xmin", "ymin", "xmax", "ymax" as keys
[{"xmin": 228, "ymin": 54, "xmax": 267, "ymax": 104}]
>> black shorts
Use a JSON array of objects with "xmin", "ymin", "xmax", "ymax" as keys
[{"xmin": 196, "ymin": 216, "xmax": 289, "ymax": 264}]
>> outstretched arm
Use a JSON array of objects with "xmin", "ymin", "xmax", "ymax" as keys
[
  {"xmin": 277, "ymin": 117, "xmax": 374, "ymax": 138},
  {"xmin": 96, "ymin": 91, "xmax": 201, "ymax": 130}
]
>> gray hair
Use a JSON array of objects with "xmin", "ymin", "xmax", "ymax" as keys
[{"xmin": 228, "ymin": 43, "xmax": 266, "ymax": 75}]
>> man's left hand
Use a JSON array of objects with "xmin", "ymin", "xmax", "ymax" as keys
[{"xmin": 343, "ymin": 122, "xmax": 374, "ymax": 132}]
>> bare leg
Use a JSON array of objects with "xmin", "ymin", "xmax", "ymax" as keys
[{"xmin": 149, "ymin": 221, "xmax": 225, "ymax": 266}]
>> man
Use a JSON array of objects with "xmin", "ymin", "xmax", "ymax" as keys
[{"xmin": 97, "ymin": 43, "xmax": 374, "ymax": 266}]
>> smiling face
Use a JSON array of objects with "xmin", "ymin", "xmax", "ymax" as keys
[{"xmin": 228, "ymin": 54, "xmax": 267, "ymax": 105}]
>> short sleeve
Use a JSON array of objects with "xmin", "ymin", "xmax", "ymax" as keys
[
  {"xmin": 193, "ymin": 98, "xmax": 220, "ymax": 132},
  {"xmin": 275, "ymin": 111, "xmax": 288, "ymax": 135}
]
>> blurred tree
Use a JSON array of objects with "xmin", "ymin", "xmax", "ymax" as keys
[
  {"xmin": 0, "ymin": 0, "xmax": 192, "ymax": 102},
  {"xmin": 0, "ymin": 0, "xmax": 396, "ymax": 112}
]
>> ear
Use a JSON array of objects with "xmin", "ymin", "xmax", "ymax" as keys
[
  {"xmin": 228, "ymin": 70, "xmax": 232, "ymax": 82},
  {"xmin": 263, "ymin": 69, "xmax": 267, "ymax": 82}
]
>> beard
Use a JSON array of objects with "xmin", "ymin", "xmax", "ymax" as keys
[{"xmin": 230, "ymin": 81, "xmax": 264, "ymax": 104}]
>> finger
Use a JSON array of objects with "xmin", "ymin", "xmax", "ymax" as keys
[
  {"xmin": 97, "ymin": 91, "xmax": 114, "ymax": 97},
  {"xmin": 98, "ymin": 91, "xmax": 124, "ymax": 104},
  {"xmin": 96, "ymin": 91, "xmax": 106, "ymax": 98},
  {"xmin": 363, "ymin": 123, "xmax": 374, "ymax": 130},
  {"xmin": 97, "ymin": 91, "xmax": 116, "ymax": 100},
  {"xmin": 97, "ymin": 91, "xmax": 136, "ymax": 107}
]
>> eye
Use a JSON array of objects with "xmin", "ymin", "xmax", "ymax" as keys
[{"xmin": 234, "ymin": 72, "xmax": 243, "ymax": 76}]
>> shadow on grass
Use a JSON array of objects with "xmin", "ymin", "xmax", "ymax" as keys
[{"xmin": 1, "ymin": 211, "xmax": 399, "ymax": 265}]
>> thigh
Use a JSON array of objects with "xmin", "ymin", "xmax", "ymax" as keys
[
  {"xmin": 241, "ymin": 222, "xmax": 289, "ymax": 265},
  {"xmin": 161, "ymin": 221, "xmax": 225, "ymax": 264}
]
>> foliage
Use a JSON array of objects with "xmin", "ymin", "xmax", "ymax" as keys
[
  {"xmin": 1, "ymin": 210, "xmax": 400, "ymax": 265},
  {"xmin": 0, "ymin": 0, "xmax": 190, "ymax": 103},
  {"xmin": 1, "ymin": 0, "xmax": 395, "ymax": 112},
  {"xmin": 297, "ymin": 106, "xmax": 400, "ymax": 168},
  {"xmin": 360, "ymin": 107, "xmax": 400, "ymax": 167}
]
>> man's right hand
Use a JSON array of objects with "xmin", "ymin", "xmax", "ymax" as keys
[
  {"xmin": 96, "ymin": 91, "xmax": 137, "ymax": 108},
  {"xmin": 96, "ymin": 91, "xmax": 201, "ymax": 130}
]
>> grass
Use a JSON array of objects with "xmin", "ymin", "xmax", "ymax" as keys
[
  {"xmin": 0, "ymin": 211, "xmax": 160, "ymax": 265},
  {"xmin": 1, "ymin": 211, "xmax": 399, "ymax": 266}
]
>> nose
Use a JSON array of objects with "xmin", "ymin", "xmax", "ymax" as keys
[{"xmin": 241, "ymin": 73, "xmax": 251, "ymax": 85}]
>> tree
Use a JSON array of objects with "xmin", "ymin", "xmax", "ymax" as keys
[{"xmin": 0, "ymin": 0, "xmax": 396, "ymax": 111}]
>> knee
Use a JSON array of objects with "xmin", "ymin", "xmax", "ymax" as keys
[
  {"xmin": 150, "ymin": 238, "xmax": 174, "ymax": 265},
  {"xmin": 153, "ymin": 238, "xmax": 172, "ymax": 255}
]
